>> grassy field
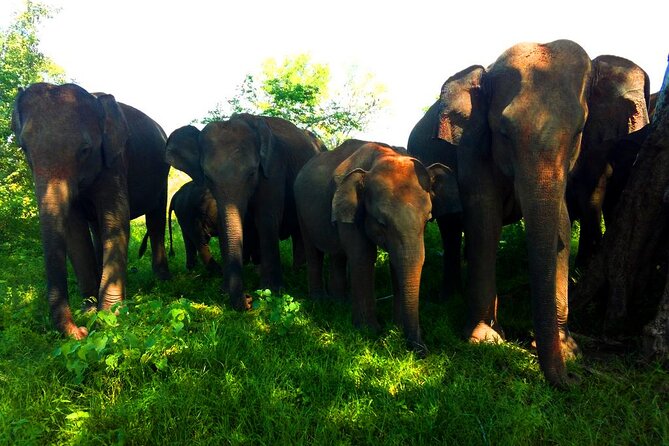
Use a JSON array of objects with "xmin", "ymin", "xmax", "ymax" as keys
[{"xmin": 0, "ymin": 179, "xmax": 667, "ymax": 445}]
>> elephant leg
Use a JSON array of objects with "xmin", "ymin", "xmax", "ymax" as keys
[
  {"xmin": 145, "ymin": 196, "xmax": 171, "ymax": 280},
  {"xmin": 437, "ymin": 214, "xmax": 463, "ymax": 300},
  {"xmin": 391, "ymin": 261, "xmax": 402, "ymax": 326},
  {"xmin": 574, "ymin": 174, "xmax": 606, "ymax": 269},
  {"xmin": 199, "ymin": 236, "xmax": 222, "ymax": 275},
  {"xmin": 183, "ymin": 232, "xmax": 198, "ymax": 270},
  {"xmin": 291, "ymin": 230, "xmax": 306, "ymax": 269},
  {"xmin": 303, "ymin": 233, "xmax": 326, "ymax": 299},
  {"xmin": 461, "ymin": 175, "xmax": 505, "ymax": 344},
  {"xmin": 90, "ymin": 220, "xmax": 103, "ymax": 274},
  {"xmin": 65, "ymin": 205, "xmax": 100, "ymax": 309},
  {"xmin": 328, "ymin": 253, "xmax": 348, "ymax": 300},
  {"xmin": 255, "ymin": 216, "xmax": 283, "ymax": 291},
  {"xmin": 338, "ymin": 224, "xmax": 379, "ymax": 333},
  {"xmin": 556, "ymin": 199, "xmax": 579, "ymax": 359},
  {"xmin": 93, "ymin": 179, "xmax": 130, "ymax": 311}
]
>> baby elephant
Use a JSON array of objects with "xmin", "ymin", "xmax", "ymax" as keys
[
  {"xmin": 168, "ymin": 181, "xmax": 222, "ymax": 274},
  {"xmin": 166, "ymin": 181, "xmax": 261, "ymax": 274},
  {"xmin": 294, "ymin": 140, "xmax": 459, "ymax": 354}
]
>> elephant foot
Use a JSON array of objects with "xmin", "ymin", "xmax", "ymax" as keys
[
  {"xmin": 231, "ymin": 293, "xmax": 253, "ymax": 311},
  {"xmin": 64, "ymin": 322, "xmax": 89, "ymax": 340},
  {"xmin": 407, "ymin": 337, "xmax": 429, "ymax": 358},
  {"xmin": 467, "ymin": 322, "xmax": 505, "ymax": 344},
  {"xmin": 544, "ymin": 366, "xmax": 581, "ymax": 389},
  {"xmin": 530, "ymin": 329, "xmax": 580, "ymax": 360}
]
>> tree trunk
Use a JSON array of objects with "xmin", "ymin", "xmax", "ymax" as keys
[{"xmin": 572, "ymin": 55, "xmax": 669, "ymax": 359}]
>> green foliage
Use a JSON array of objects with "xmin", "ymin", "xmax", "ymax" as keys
[
  {"xmin": 52, "ymin": 298, "xmax": 193, "ymax": 384},
  {"xmin": 0, "ymin": 1, "xmax": 65, "ymax": 241},
  {"xmin": 202, "ymin": 54, "xmax": 386, "ymax": 148},
  {"xmin": 253, "ymin": 289, "xmax": 302, "ymax": 336},
  {"xmin": 0, "ymin": 192, "xmax": 667, "ymax": 444}
]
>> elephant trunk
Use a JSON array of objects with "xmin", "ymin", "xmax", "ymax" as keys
[
  {"xmin": 516, "ymin": 168, "xmax": 570, "ymax": 388},
  {"xmin": 34, "ymin": 178, "xmax": 78, "ymax": 336},
  {"xmin": 217, "ymin": 198, "xmax": 248, "ymax": 310},
  {"xmin": 390, "ymin": 239, "xmax": 427, "ymax": 354}
]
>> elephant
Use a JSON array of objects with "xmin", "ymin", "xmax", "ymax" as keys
[
  {"xmin": 407, "ymin": 101, "xmax": 463, "ymax": 300},
  {"xmin": 428, "ymin": 40, "xmax": 592, "ymax": 387},
  {"xmin": 11, "ymin": 82, "xmax": 171, "ymax": 339},
  {"xmin": 294, "ymin": 139, "xmax": 459, "ymax": 354},
  {"xmin": 567, "ymin": 55, "xmax": 651, "ymax": 268},
  {"xmin": 164, "ymin": 180, "xmax": 261, "ymax": 274},
  {"xmin": 165, "ymin": 114, "xmax": 322, "ymax": 310},
  {"xmin": 167, "ymin": 181, "xmax": 222, "ymax": 274}
]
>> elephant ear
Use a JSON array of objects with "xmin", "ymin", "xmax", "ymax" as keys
[
  {"xmin": 332, "ymin": 168, "xmax": 366, "ymax": 224},
  {"xmin": 235, "ymin": 114, "xmax": 277, "ymax": 178},
  {"xmin": 436, "ymin": 65, "xmax": 489, "ymax": 146},
  {"xmin": 165, "ymin": 125, "xmax": 205, "ymax": 184},
  {"xmin": 589, "ymin": 56, "xmax": 650, "ymax": 138},
  {"xmin": 11, "ymin": 87, "xmax": 25, "ymax": 147},
  {"xmin": 97, "ymin": 94, "xmax": 129, "ymax": 168},
  {"xmin": 425, "ymin": 162, "xmax": 462, "ymax": 217}
]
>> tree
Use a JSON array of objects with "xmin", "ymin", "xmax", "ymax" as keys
[
  {"xmin": 572, "ymin": 56, "xmax": 669, "ymax": 359},
  {"xmin": 0, "ymin": 1, "xmax": 65, "ymax": 225},
  {"xmin": 201, "ymin": 54, "xmax": 386, "ymax": 148}
]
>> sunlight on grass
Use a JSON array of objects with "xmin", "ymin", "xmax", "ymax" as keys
[{"xmin": 0, "ymin": 188, "xmax": 667, "ymax": 444}]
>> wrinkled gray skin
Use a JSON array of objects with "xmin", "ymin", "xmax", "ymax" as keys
[
  {"xmin": 166, "ymin": 181, "xmax": 261, "ymax": 274},
  {"xmin": 409, "ymin": 55, "xmax": 652, "ymax": 295},
  {"xmin": 407, "ymin": 101, "xmax": 463, "ymax": 300},
  {"xmin": 567, "ymin": 55, "xmax": 651, "ymax": 268},
  {"xmin": 166, "ymin": 114, "xmax": 321, "ymax": 310},
  {"xmin": 433, "ymin": 40, "xmax": 591, "ymax": 388},
  {"xmin": 11, "ymin": 83, "xmax": 171, "ymax": 339},
  {"xmin": 294, "ymin": 140, "xmax": 459, "ymax": 354}
]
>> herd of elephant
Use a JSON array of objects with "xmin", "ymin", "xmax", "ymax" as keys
[{"xmin": 10, "ymin": 39, "xmax": 659, "ymax": 388}]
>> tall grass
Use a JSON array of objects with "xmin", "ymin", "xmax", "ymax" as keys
[{"xmin": 0, "ymin": 193, "xmax": 666, "ymax": 445}]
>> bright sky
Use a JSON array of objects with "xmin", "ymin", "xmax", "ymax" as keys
[{"xmin": 2, "ymin": 0, "xmax": 668, "ymax": 146}]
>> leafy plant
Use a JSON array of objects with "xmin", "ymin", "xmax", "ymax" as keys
[
  {"xmin": 52, "ymin": 298, "xmax": 193, "ymax": 383},
  {"xmin": 201, "ymin": 54, "xmax": 387, "ymax": 148},
  {"xmin": 253, "ymin": 289, "xmax": 302, "ymax": 335}
]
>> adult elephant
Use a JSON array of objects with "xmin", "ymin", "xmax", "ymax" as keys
[
  {"xmin": 567, "ymin": 55, "xmax": 650, "ymax": 267},
  {"xmin": 407, "ymin": 101, "xmax": 462, "ymax": 300},
  {"xmin": 294, "ymin": 140, "xmax": 459, "ymax": 354},
  {"xmin": 11, "ymin": 83, "xmax": 171, "ymax": 339},
  {"xmin": 433, "ymin": 40, "xmax": 591, "ymax": 387},
  {"xmin": 165, "ymin": 114, "xmax": 321, "ymax": 310}
]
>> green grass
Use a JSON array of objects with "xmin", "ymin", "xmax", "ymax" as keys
[{"xmin": 0, "ymin": 198, "xmax": 667, "ymax": 445}]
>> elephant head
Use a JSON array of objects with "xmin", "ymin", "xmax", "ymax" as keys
[
  {"xmin": 11, "ymin": 83, "xmax": 130, "ymax": 338},
  {"xmin": 165, "ymin": 114, "xmax": 277, "ymax": 310},
  {"xmin": 435, "ymin": 40, "xmax": 591, "ymax": 387},
  {"xmin": 331, "ymin": 142, "xmax": 459, "ymax": 351},
  {"xmin": 568, "ymin": 55, "xmax": 651, "ymax": 267}
]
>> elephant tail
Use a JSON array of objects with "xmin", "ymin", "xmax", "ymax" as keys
[
  {"xmin": 168, "ymin": 195, "xmax": 175, "ymax": 257},
  {"xmin": 138, "ymin": 232, "xmax": 149, "ymax": 259}
]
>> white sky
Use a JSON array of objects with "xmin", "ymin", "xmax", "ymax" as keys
[{"xmin": 2, "ymin": 0, "xmax": 668, "ymax": 146}]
